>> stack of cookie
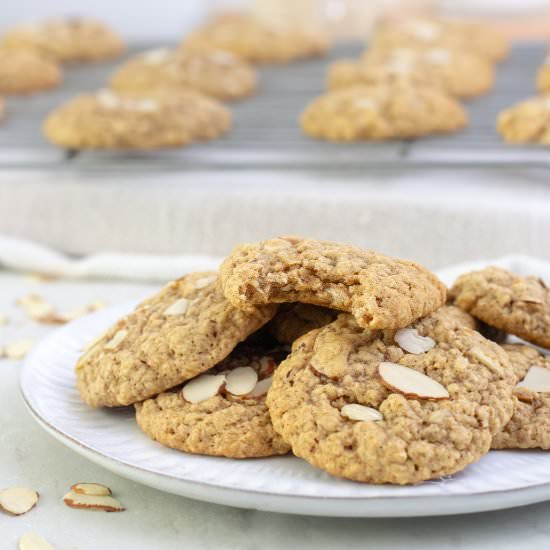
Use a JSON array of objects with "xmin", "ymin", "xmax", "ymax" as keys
[
  {"xmin": 301, "ymin": 16, "xmax": 508, "ymax": 142},
  {"xmin": 76, "ymin": 237, "xmax": 549, "ymax": 485}
]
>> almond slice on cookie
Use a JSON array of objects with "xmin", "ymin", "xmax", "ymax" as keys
[
  {"xmin": 182, "ymin": 374, "xmax": 226, "ymax": 403},
  {"xmin": 379, "ymin": 361, "xmax": 449, "ymax": 400}
]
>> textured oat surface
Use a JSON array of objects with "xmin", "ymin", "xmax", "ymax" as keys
[
  {"xmin": 182, "ymin": 13, "xmax": 328, "ymax": 64},
  {"xmin": 300, "ymin": 84, "xmax": 466, "ymax": 141},
  {"xmin": 44, "ymin": 89, "xmax": 231, "ymax": 150},
  {"xmin": 328, "ymin": 48, "xmax": 494, "ymax": 99},
  {"xmin": 497, "ymin": 95, "xmax": 550, "ymax": 145},
  {"xmin": 267, "ymin": 303, "xmax": 339, "ymax": 345},
  {"xmin": 2, "ymin": 17, "xmax": 125, "ymax": 62},
  {"xmin": 267, "ymin": 306, "xmax": 515, "ymax": 484},
  {"xmin": 371, "ymin": 17, "xmax": 509, "ymax": 62},
  {"xmin": 493, "ymin": 344, "xmax": 550, "ymax": 449},
  {"xmin": 76, "ymin": 272, "xmax": 277, "ymax": 407},
  {"xmin": 110, "ymin": 48, "xmax": 257, "ymax": 101},
  {"xmin": 0, "ymin": 48, "xmax": 62, "ymax": 95},
  {"xmin": 136, "ymin": 345, "xmax": 290, "ymax": 458},
  {"xmin": 450, "ymin": 266, "xmax": 550, "ymax": 348},
  {"xmin": 220, "ymin": 237, "xmax": 447, "ymax": 330}
]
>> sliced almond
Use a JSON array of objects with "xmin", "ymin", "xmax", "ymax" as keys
[
  {"xmin": 63, "ymin": 490, "xmax": 124, "ymax": 512},
  {"xmin": 71, "ymin": 483, "xmax": 112, "ymax": 497},
  {"xmin": 225, "ymin": 367, "xmax": 258, "ymax": 396},
  {"xmin": 258, "ymin": 356, "xmax": 276, "ymax": 377},
  {"xmin": 470, "ymin": 347, "xmax": 504, "ymax": 376},
  {"xmin": 17, "ymin": 294, "xmax": 54, "ymax": 319},
  {"xmin": 164, "ymin": 298, "xmax": 189, "ymax": 316},
  {"xmin": 0, "ymin": 487, "xmax": 39, "ymax": 515},
  {"xmin": 104, "ymin": 330, "xmax": 127, "ymax": 350},
  {"xmin": 4, "ymin": 339, "xmax": 34, "ymax": 360},
  {"xmin": 341, "ymin": 404, "xmax": 383, "ymax": 422},
  {"xmin": 194, "ymin": 275, "xmax": 217, "ymax": 290},
  {"xmin": 516, "ymin": 365, "xmax": 550, "ymax": 393},
  {"xmin": 245, "ymin": 376, "xmax": 273, "ymax": 399},
  {"xmin": 182, "ymin": 374, "xmax": 226, "ymax": 403},
  {"xmin": 143, "ymin": 48, "xmax": 171, "ymax": 63},
  {"xmin": 394, "ymin": 328, "xmax": 435, "ymax": 354},
  {"xmin": 378, "ymin": 361, "xmax": 449, "ymax": 400},
  {"xmin": 18, "ymin": 533, "xmax": 54, "ymax": 550}
]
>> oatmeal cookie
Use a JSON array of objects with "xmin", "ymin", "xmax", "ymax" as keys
[
  {"xmin": 136, "ymin": 344, "xmax": 290, "ymax": 458},
  {"xmin": 110, "ymin": 48, "xmax": 257, "ymax": 101},
  {"xmin": 0, "ymin": 48, "xmax": 61, "ymax": 95},
  {"xmin": 450, "ymin": 266, "xmax": 550, "ymax": 348},
  {"xmin": 328, "ymin": 48, "xmax": 494, "ymax": 98},
  {"xmin": 76, "ymin": 272, "xmax": 277, "ymax": 408},
  {"xmin": 220, "ymin": 237, "xmax": 447, "ymax": 330},
  {"xmin": 267, "ymin": 303, "xmax": 339, "ymax": 345},
  {"xmin": 266, "ymin": 306, "xmax": 515, "ymax": 484},
  {"xmin": 497, "ymin": 95, "xmax": 550, "ymax": 145},
  {"xmin": 43, "ymin": 88, "xmax": 231, "ymax": 150},
  {"xmin": 371, "ymin": 17, "xmax": 509, "ymax": 63},
  {"xmin": 493, "ymin": 344, "xmax": 550, "ymax": 449},
  {"xmin": 300, "ymin": 84, "xmax": 466, "ymax": 141},
  {"xmin": 2, "ymin": 17, "xmax": 125, "ymax": 63},
  {"xmin": 182, "ymin": 13, "xmax": 328, "ymax": 64}
]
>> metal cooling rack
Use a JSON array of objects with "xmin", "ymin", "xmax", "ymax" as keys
[{"xmin": 0, "ymin": 42, "xmax": 548, "ymax": 172}]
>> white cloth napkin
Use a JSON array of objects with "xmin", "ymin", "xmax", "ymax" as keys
[{"xmin": 0, "ymin": 235, "xmax": 221, "ymax": 282}]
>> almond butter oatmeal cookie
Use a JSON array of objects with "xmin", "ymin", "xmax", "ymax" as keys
[
  {"xmin": 76, "ymin": 272, "xmax": 277, "ymax": 408},
  {"xmin": 267, "ymin": 303, "xmax": 339, "ymax": 346},
  {"xmin": 136, "ymin": 344, "xmax": 290, "ymax": 458},
  {"xmin": 2, "ymin": 17, "xmax": 125, "ymax": 63},
  {"xmin": 220, "ymin": 237, "xmax": 447, "ymax": 330},
  {"xmin": 450, "ymin": 267, "xmax": 550, "ymax": 348},
  {"xmin": 182, "ymin": 13, "xmax": 328, "ymax": 64},
  {"xmin": 497, "ymin": 95, "xmax": 550, "ymax": 145},
  {"xmin": 0, "ymin": 48, "xmax": 62, "ymax": 95},
  {"xmin": 266, "ymin": 306, "xmax": 515, "ymax": 484},
  {"xmin": 44, "ymin": 88, "xmax": 231, "ymax": 150},
  {"xmin": 110, "ymin": 48, "xmax": 257, "ymax": 101},
  {"xmin": 492, "ymin": 344, "xmax": 550, "ymax": 449},
  {"xmin": 371, "ymin": 17, "xmax": 509, "ymax": 63},
  {"xmin": 300, "ymin": 84, "xmax": 467, "ymax": 141},
  {"xmin": 328, "ymin": 48, "xmax": 494, "ymax": 99}
]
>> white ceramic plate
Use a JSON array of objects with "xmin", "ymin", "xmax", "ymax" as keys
[{"xmin": 20, "ymin": 255, "xmax": 550, "ymax": 517}]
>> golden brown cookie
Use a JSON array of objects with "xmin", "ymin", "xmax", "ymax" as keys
[
  {"xmin": 493, "ymin": 344, "xmax": 550, "ymax": 450},
  {"xmin": 2, "ymin": 17, "xmax": 125, "ymax": 63},
  {"xmin": 267, "ymin": 306, "xmax": 514, "ymax": 484},
  {"xmin": 301, "ymin": 84, "xmax": 467, "ymax": 141},
  {"xmin": 110, "ymin": 48, "xmax": 257, "ymax": 101},
  {"xmin": 328, "ymin": 48, "xmax": 494, "ymax": 99},
  {"xmin": 497, "ymin": 95, "xmax": 550, "ymax": 145},
  {"xmin": 135, "ymin": 344, "xmax": 290, "ymax": 458},
  {"xmin": 220, "ymin": 236, "xmax": 447, "ymax": 330},
  {"xmin": 0, "ymin": 48, "xmax": 62, "ymax": 95},
  {"xmin": 43, "ymin": 88, "xmax": 231, "ymax": 150},
  {"xmin": 371, "ymin": 17, "xmax": 509, "ymax": 63},
  {"xmin": 450, "ymin": 266, "xmax": 550, "ymax": 349},
  {"xmin": 76, "ymin": 272, "xmax": 277, "ymax": 408},
  {"xmin": 182, "ymin": 13, "xmax": 328, "ymax": 64},
  {"xmin": 267, "ymin": 303, "xmax": 339, "ymax": 345}
]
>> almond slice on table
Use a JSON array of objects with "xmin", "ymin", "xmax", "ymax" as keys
[
  {"xmin": 182, "ymin": 374, "xmax": 226, "ymax": 403},
  {"xmin": 164, "ymin": 298, "xmax": 190, "ymax": 316},
  {"xmin": 378, "ymin": 361, "xmax": 449, "ymax": 400},
  {"xmin": 71, "ymin": 482, "xmax": 112, "ymax": 496},
  {"xmin": 246, "ymin": 376, "xmax": 273, "ymax": 399},
  {"xmin": 225, "ymin": 366, "xmax": 258, "ymax": 396},
  {"xmin": 341, "ymin": 404, "xmax": 383, "ymax": 422},
  {"xmin": 394, "ymin": 328, "xmax": 435, "ymax": 354},
  {"xmin": 0, "ymin": 487, "xmax": 39, "ymax": 515},
  {"xmin": 18, "ymin": 533, "xmax": 54, "ymax": 550},
  {"xmin": 16, "ymin": 294, "xmax": 54, "ymax": 320},
  {"xmin": 63, "ymin": 490, "xmax": 124, "ymax": 512},
  {"xmin": 4, "ymin": 339, "xmax": 34, "ymax": 360},
  {"xmin": 516, "ymin": 365, "xmax": 550, "ymax": 393}
]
